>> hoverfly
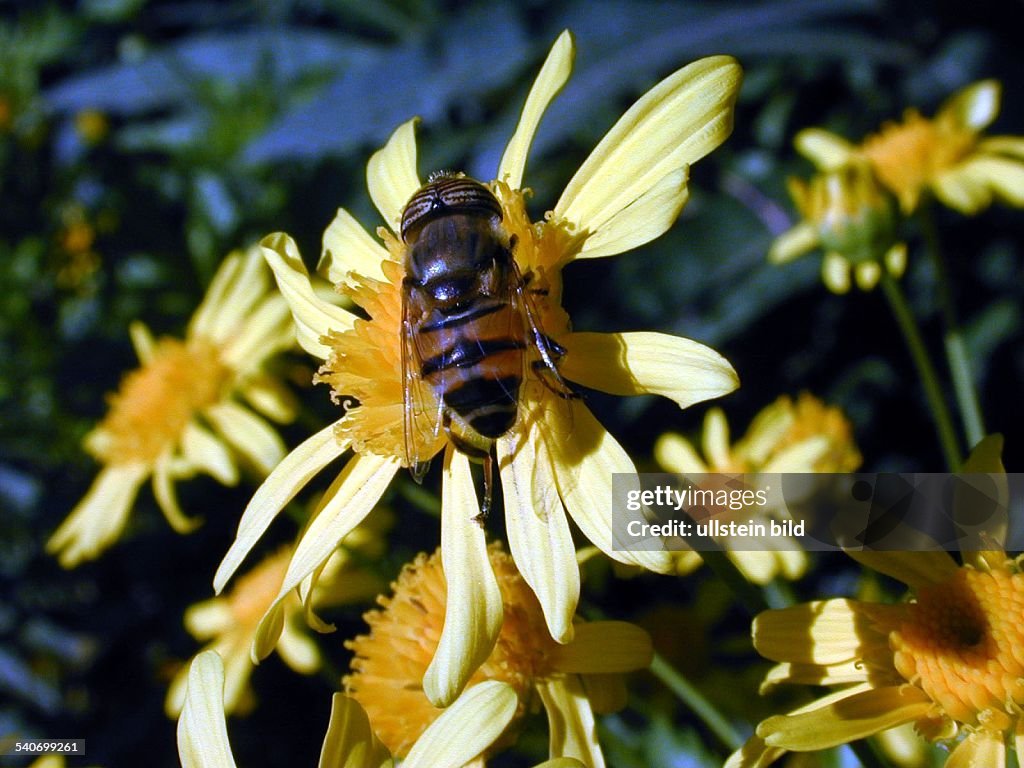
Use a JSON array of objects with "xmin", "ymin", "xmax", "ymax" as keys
[{"xmin": 400, "ymin": 172, "xmax": 574, "ymax": 519}]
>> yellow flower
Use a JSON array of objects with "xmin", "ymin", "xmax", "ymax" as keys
[
  {"xmin": 213, "ymin": 31, "xmax": 741, "ymax": 706},
  {"xmin": 345, "ymin": 545, "xmax": 650, "ymax": 765},
  {"xmin": 769, "ymin": 164, "xmax": 907, "ymax": 294},
  {"xmin": 795, "ymin": 80, "xmax": 1024, "ymax": 215},
  {"xmin": 655, "ymin": 393, "xmax": 861, "ymax": 583},
  {"xmin": 47, "ymin": 246, "xmax": 298, "ymax": 568},
  {"xmin": 165, "ymin": 511, "xmax": 388, "ymax": 718},
  {"xmin": 177, "ymin": 649, "xmax": 585, "ymax": 768},
  {"xmin": 729, "ymin": 438, "xmax": 1019, "ymax": 768}
]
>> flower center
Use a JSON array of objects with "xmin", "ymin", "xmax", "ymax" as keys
[
  {"xmin": 862, "ymin": 110, "xmax": 974, "ymax": 201},
  {"xmin": 773, "ymin": 393, "xmax": 861, "ymax": 472},
  {"xmin": 343, "ymin": 546, "xmax": 558, "ymax": 757},
  {"xmin": 229, "ymin": 548, "xmax": 291, "ymax": 626},
  {"xmin": 891, "ymin": 567, "xmax": 1024, "ymax": 731},
  {"xmin": 88, "ymin": 337, "xmax": 230, "ymax": 465}
]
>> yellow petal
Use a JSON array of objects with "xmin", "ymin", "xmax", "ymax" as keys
[
  {"xmin": 941, "ymin": 79, "xmax": 1000, "ymax": 132},
  {"xmin": 498, "ymin": 429, "xmax": 579, "ymax": 644},
  {"xmin": 794, "ymin": 128, "xmax": 857, "ymax": 170},
  {"xmin": 204, "ymin": 401, "xmax": 286, "ymax": 476},
  {"xmin": 367, "ymin": 118, "xmax": 421, "ymax": 233},
  {"xmin": 884, "ymin": 242, "xmax": 907, "ymax": 278},
  {"xmin": 424, "ymin": 448, "xmax": 504, "ymax": 706},
  {"xmin": 238, "ymin": 372, "xmax": 299, "ymax": 424},
  {"xmin": 319, "ymin": 207, "xmax": 390, "ymax": 284},
  {"xmin": 221, "ymin": 293, "xmax": 293, "ymax": 372},
  {"xmin": 404, "ymin": 681, "xmax": 517, "ymax": 768},
  {"xmin": 761, "ymin": 659, "xmax": 871, "ymax": 692},
  {"xmin": 555, "ymin": 55, "xmax": 741, "ymax": 236},
  {"xmin": 252, "ymin": 453, "xmax": 399, "ymax": 660},
  {"xmin": 189, "ymin": 247, "xmax": 267, "ymax": 344},
  {"xmin": 753, "ymin": 599, "xmax": 879, "ymax": 665},
  {"xmin": 703, "ymin": 407, "xmax": 731, "ymax": 470},
  {"xmin": 979, "ymin": 135, "xmax": 1024, "ymax": 159},
  {"xmin": 654, "ymin": 432, "xmax": 707, "ymax": 473},
  {"xmin": 536, "ymin": 676, "xmax": 605, "ymax": 767},
  {"xmin": 933, "ymin": 166, "xmax": 992, "ymax": 214},
  {"xmin": 47, "ymin": 463, "xmax": 147, "ymax": 568},
  {"xmin": 545, "ymin": 401, "xmax": 671, "ymax": 573},
  {"xmin": 129, "ymin": 320, "xmax": 156, "ymax": 364},
  {"xmin": 559, "ymin": 331, "xmax": 738, "ymax": 410},
  {"xmin": 768, "ymin": 221, "xmax": 819, "ymax": 264},
  {"xmin": 758, "ymin": 685, "xmax": 933, "ymax": 750},
  {"xmin": 551, "ymin": 621, "xmax": 652, "ymax": 673},
  {"xmin": 843, "ymin": 549, "xmax": 958, "ymax": 592},
  {"xmin": 822, "ymin": 250, "xmax": 851, "ymax": 294},
  {"xmin": 277, "ymin": 618, "xmax": 321, "ymax": 674},
  {"xmin": 946, "ymin": 729, "xmax": 1006, "ymax": 768},
  {"xmin": 957, "ymin": 434, "xmax": 1008, "ymax": 570},
  {"xmin": 580, "ymin": 674, "xmax": 627, "ymax": 715},
  {"xmin": 573, "ymin": 166, "xmax": 690, "ymax": 259},
  {"xmin": 153, "ymin": 454, "xmax": 202, "ymax": 534},
  {"xmin": 317, "ymin": 694, "xmax": 392, "ymax": 768},
  {"xmin": 260, "ymin": 232, "xmax": 356, "ymax": 359},
  {"xmin": 214, "ymin": 422, "xmax": 349, "ymax": 594},
  {"xmin": 182, "ymin": 422, "xmax": 237, "ymax": 485},
  {"xmin": 497, "ymin": 29, "xmax": 574, "ymax": 190},
  {"xmin": 967, "ymin": 156, "xmax": 1024, "ymax": 206},
  {"xmin": 854, "ymin": 261, "xmax": 881, "ymax": 291},
  {"xmin": 177, "ymin": 651, "xmax": 238, "ymax": 768}
]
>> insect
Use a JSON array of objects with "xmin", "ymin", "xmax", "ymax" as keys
[{"xmin": 400, "ymin": 171, "xmax": 574, "ymax": 519}]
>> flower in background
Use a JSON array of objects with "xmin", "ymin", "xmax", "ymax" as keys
[
  {"xmin": 48, "ymin": 246, "xmax": 297, "ymax": 568},
  {"xmin": 655, "ymin": 393, "xmax": 861, "ymax": 583},
  {"xmin": 213, "ymin": 30, "xmax": 741, "ymax": 707},
  {"xmin": 344, "ymin": 545, "xmax": 651, "ymax": 766},
  {"xmin": 164, "ymin": 509, "xmax": 388, "ymax": 717},
  {"xmin": 795, "ymin": 80, "xmax": 1024, "ymax": 215},
  {"xmin": 770, "ymin": 163, "xmax": 906, "ymax": 293},
  {"xmin": 177, "ymin": 649, "xmax": 585, "ymax": 768},
  {"xmin": 730, "ymin": 437, "xmax": 1016, "ymax": 768}
]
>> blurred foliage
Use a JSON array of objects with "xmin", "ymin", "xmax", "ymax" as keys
[{"xmin": 1, "ymin": 0, "xmax": 1022, "ymax": 766}]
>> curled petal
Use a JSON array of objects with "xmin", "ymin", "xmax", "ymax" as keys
[
  {"xmin": 559, "ymin": 331, "xmax": 738, "ymax": 410},
  {"xmin": 260, "ymin": 233, "xmax": 356, "ymax": 359},
  {"xmin": 555, "ymin": 55, "xmax": 741, "ymax": 236},
  {"xmin": 153, "ymin": 454, "xmax": 202, "ymax": 534},
  {"xmin": 498, "ymin": 29, "xmax": 574, "ymax": 190},
  {"xmin": 319, "ymin": 207, "xmax": 391, "ymax": 284},
  {"xmin": 424, "ymin": 449, "xmax": 504, "ymax": 706},
  {"xmin": 368, "ymin": 118, "xmax": 421, "ymax": 233}
]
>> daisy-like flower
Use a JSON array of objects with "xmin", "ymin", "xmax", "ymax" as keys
[
  {"xmin": 728, "ymin": 438, "xmax": 1019, "ymax": 768},
  {"xmin": 48, "ymin": 246, "xmax": 298, "ymax": 568},
  {"xmin": 165, "ymin": 510, "xmax": 388, "ymax": 717},
  {"xmin": 655, "ymin": 393, "xmax": 861, "ymax": 583},
  {"xmin": 345, "ymin": 544, "xmax": 650, "ymax": 765},
  {"xmin": 213, "ymin": 31, "xmax": 741, "ymax": 705},
  {"xmin": 795, "ymin": 80, "xmax": 1024, "ymax": 215},
  {"xmin": 177, "ymin": 649, "xmax": 584, "ymax": 768},
  {"xmin": 769, "ymin": 163, "xmax": 907, "ymax": 294}
]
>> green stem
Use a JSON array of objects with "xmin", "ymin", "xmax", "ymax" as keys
[
  {"xmin": 918, "ymin": 203, "xmax": 986, "ymax": 448},
  {"xmin": 649, "ymin": 652, "xmax": 744, "ymax": 751},
  {"xmin": 879, "ymin": 272, "xmax": 962, "ymax": 470}
]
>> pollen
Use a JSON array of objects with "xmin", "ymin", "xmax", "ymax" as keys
[
  {"xmin": 88, "ymin": 337, "xmax": 230, "ymax": 466},
  {"xmin": 344, "ymin": 546, "xmax": 558, "ymax": 757},
  {"xmin": 862, "ymin": 110, "xmax": 974, "ymax": 205},
  {"xmin": 891, "ymin": 567, "xmax": 1024, "ymax": 731}
]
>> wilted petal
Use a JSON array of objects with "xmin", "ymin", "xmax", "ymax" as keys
[
  {"xmin": 214, "ymin": 422, "xmax": 349, "ymax": 593},
  {"xmin": 498, "ymin": 29, "xmax": 574, "ymax": 190},
  {"xmin": 499, "ymin": 428, "xmax": 579, "ymax": 644},
  {"xmin": 252, "ymin": 453, "xmax": 399, "ymax": 660},
  {"xmin": 573, "ymin": 167, "xmax": 690, "ymax": 259},
  {"xmin": 318, "ymin": 694, "xmax": 392, "ymax": 768},
  {"xmin": 545, "ymin": 401, "xmax": 671, "ymax": 573},
  {"xmin": 424, "ymin": 449, "xmax": 503, "ymax": 706},
  {"xmin": 555, "ymin": 55, "xmax": 741, "ymax": 236},
  {"xmin": 319, "ymin": 207, "xmax": 391, "ymax": 284},
  {"xmin": 368, "ymin": 118, "xmax": 421, "ymax": 233},
  {"xmin": 559, "ymin": 331, "xmax": 738, "ymax": 410},
  {"xmin": 758, "ymin": 685, "xmax": 932, "ymax": 750},
  {"xmin": 768, "ymin": 221, "xmax": 819, "ymax": 264},
  {"xmin": 536, "ymin": 677, "xmax": 605, "ymax": 767},
  {"xmin": 260, "ymin": 232, "xmax": 356, "ymax": 360},
  {"xmin": 403, "ymin": 682, "xmax": 517, "ymax": 768},
  {"xmin": 794, "ymin": 128, "xmax": 857, "ymax": 170},
  {"xmin": 177, "ymin": 651, "xmax": 237, "ymax": 768}
]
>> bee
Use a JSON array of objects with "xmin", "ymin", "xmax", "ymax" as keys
[{"xmin": 400, "ymin": 172, "xmax": 573, "ymax": 519}]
